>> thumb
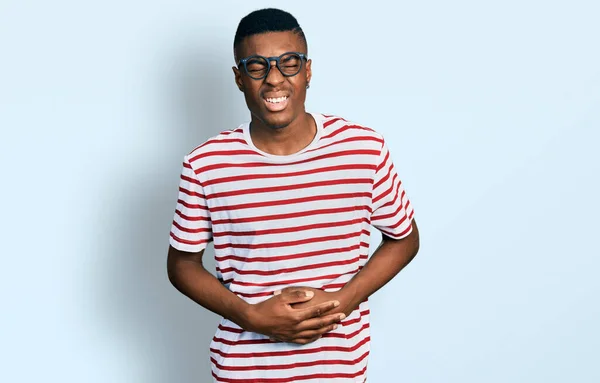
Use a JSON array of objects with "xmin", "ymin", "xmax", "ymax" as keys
[
  {"xmin": 279, "ymin": 289, "xmax": 315, "ymax": 304},
  {"xmin": 274, "ymin": 286, "xmax": 307, "ymax": 296}
]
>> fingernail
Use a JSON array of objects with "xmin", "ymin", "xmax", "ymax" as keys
[
  {"xmin": 274, "ymin": 290, "xmax": 282, "ymax": 295},
  {"xmin": 333, "ymin": 324, "xmax": 338, "ymax": 330},
  {"xmin": 305, "ymin": 291, "xmax": 314, "ymax": 298},
  {"xmin": 333, "ymin": 301, "xmax": 340, "ymax": 307},
  {"xmin": 339, "ymin": 314, "xmax": 346, "ymax": 320}
]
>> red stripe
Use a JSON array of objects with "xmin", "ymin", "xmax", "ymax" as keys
[
  {"xmin": 219, "ymin": 128, "xmax": 243, "ymax": 136},
  {"xmin": 218, "ymin": 324, "xmax": 243, "ymax": 334},
  {"xmin": 212, "ymin": 366, "xmax": 367, "ymax": 382},
  {"xmin": 177, "ymin": 198, "xmax": 208, "ymax": 210},
  {"xmin": 172, "ymin": 220, "xmax": 211, "ymax": 234},
  {"xmin": 212, "ymin": 336, "xmax": 271, "ymax": 346},
  {"xmin": 373, "ymin": 190, "xmax": 410, "ymax": 226},
  {"xmin": 220, "ymin": 130, "xmax": 239, "ymax": 136},
  {"xmin": 189, "ymin": 149, "xmax": 257, "ymax": 162},
  {"xmin": 203, "ymin": 164, "xmax": 376, "ymax": 187},
  {"xmin": 211, "ymin": 350, "xmax": 369, "ymax": 372},
  {"xmin": 323, "ymin": 323, "xmax": 370, "ymax": 340},
  {"xmin": 211, "ymin": 205, "xmax": 372, "ymax": 226},
  {"xmin": 175, "ymin": 209, "xmax": 210, "ymax": 222},
  {"xmin": 305, "ymin": 135, "xmax": 383, "ymax": 154},
  {"xmin": 211, "ymin": 192, "xmax": 371, "ymax": 213},
  {"xmin": 206, "ymin": 178, "xmax": 372, "ymax": 200},
  {"xmin": 218, "ymin": 256, "xmax": 361, "ymax": 276},
  {"xmin": 232, "ymin": 290, "xmax": 274, "ymax": 298},
  {"xmin": 213, "ymin": 217, "xmax": 369, "ymax": 238},
  {"xmin": 404, "ymin": 197, "xmax": 412, "ymax": 214},
  {"xmin": 372, "ymin": 173, "xmax": 399, "ymax": 205},
  {"xmin": 379, "ymin": 223, "xmax": 412, "ymax": 239},
  {"xmin": 210, "ymin": 336, "xmax": 370, "ymax": 359},
  {"xmin": 214, "ymin": 231, "xmax": 368, "ymax": 250},
  {"xmin": 228, "ymin": 268, "xmax": 360, "ymax": 288},
  {"xmin": 178, "ymin": 186, "xmax": 204, "ymax": 199},
  {"xmin": 170, "ymin": 232, "xmax": 211, "ymax": 246},
  {"xmin": 197, "ymin": 138, "xmax": 247, "ymax": 149},
  {"xmin": 376, "ymin": 149, "xmax": 390, "ymax": 172},
  {"xmin": 183, "ymin": 161, "xmax": 192, "ymax": 169},
  {"xmin": 386, "ymin": 213, "xmax": 410, "ymax": 231},
  {"xmin": 372, "ymin": 190, "xmax": 406, "ymax": 221},
  {"xmin": 373, "ymin": 155, "xmax": 392, "ymax": 189},
  {"xmin": 322, "ymin": 116, "xmax": 346, "ymax": 127},
  {"xmin": 320, "ymin": 124, "xmax": 376, "ymax": 140},
  {"xmin": 376, "ymin": 180, "xmax": 403, "ymax": 211},
  {"xmin": 340, "ymin": 316, "xmax": 364, "ymax": 328},
  {"xmin": 196, "ymin": 149, "xmax": 379, "ymax": 174},
  {"xmin": 180, "ymin": 174, "xmax": 201, "ymax": 186},
  {"xmin": 215, "ymin": 243, "xmax": 367, "ymax": 264},
  {"xmin": 323, "ymin": 282, "xmax": 347, "ymax": 290}
]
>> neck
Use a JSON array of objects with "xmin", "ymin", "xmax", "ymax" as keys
[{"xmin": 249, "ymin": 112, "xmax": 317, "ymax": 156}]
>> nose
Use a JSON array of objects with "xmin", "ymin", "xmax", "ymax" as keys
[{"xmin": 265, "ymin": 59, "xmax": 285, "ymax": 85}]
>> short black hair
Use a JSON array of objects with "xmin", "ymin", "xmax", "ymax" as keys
[{"xmin": 233, "ymin": 8, "xmax": 307, "ymax": 61}]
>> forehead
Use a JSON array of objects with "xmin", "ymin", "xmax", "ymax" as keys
[{"xmin": 237, "ymin": 31, "xmax": 306, "ymax": 59}]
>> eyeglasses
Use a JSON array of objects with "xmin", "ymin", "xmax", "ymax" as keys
[{"xmin": 237, "ymin": 51, "xmax": 308, "ymax": 80}]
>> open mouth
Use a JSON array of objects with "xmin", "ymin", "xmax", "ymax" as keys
[
  {"xmin": 263, "ymin": 96, "xmax": 289, "ymax": 111},
  {"xmin": 265, "ymin": 96, "xmax": 288, "ymax": 104}
]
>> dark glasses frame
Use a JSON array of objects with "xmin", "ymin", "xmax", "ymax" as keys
[{"xmin": 237, "ymin": 51, "xmax": 308, "ymax": 80}]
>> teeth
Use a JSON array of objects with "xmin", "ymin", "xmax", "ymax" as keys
[{"xmin": 266, "ymin": 96, "xmax": 288, "ymax": 103}]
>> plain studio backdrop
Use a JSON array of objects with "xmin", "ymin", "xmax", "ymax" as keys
[{"xmin": 1, "ymin": 0, "xmax": 598, "ymax": 382}]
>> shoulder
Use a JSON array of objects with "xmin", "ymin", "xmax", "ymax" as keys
[
  {"xmin": 317, "ymin": 113, "xmax": 385, "ymax": 145},
  {"xmin": 184, "ymin": 125, "xmax": 250, "ymax": 167}
]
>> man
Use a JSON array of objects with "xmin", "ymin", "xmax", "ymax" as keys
[{"xmin": 167, "ymin": 8, "xmax": 419, "ymax": 382}]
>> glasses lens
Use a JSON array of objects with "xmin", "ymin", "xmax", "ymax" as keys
[
  {"xmin": 279, "ymin": 53, "xmax": 302, "ymax": 76},
  {"xmin": 245, "ymin": 56, "xmax": 268, "ymax": 79}
]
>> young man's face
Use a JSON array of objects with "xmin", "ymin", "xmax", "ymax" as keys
[{"xmin": 233, "ymin": 31, "xmax": 312, "ymax": 129}]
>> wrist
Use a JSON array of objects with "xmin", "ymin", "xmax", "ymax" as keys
[
  {"xmin": 228, "ymin": 299, "xmax": 256, "ymax": 332},
  {"xmin": 339, "ymin": 283, "xmax": 362, "ymax": 314}
]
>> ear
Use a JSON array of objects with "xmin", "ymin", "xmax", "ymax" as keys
[
  {"xmin": 305, "ymin": 59, "xmax": 312, "ymax": 86},
  {"xmin": 232, "ymin": 66, "xmax": 244, "ymax": 92}
]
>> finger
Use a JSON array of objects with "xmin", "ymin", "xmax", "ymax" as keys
[
  {"xmin": 279, "ymin": 289, "xmax": 315, "ymax": 304},
  {"xmin": 292, "ymin": 323, "xmax": 339, "ymax": 340},
  {"xmin": 275, "ymin": 286, "xmax": 303, "ymax": 296},
  {"xmin": 297, "ymin": 300, "xmax": 340, "ymax": 321},
  {"xmin": 295, "ymin": 312, "xmax": 345, "ymax": 332}
]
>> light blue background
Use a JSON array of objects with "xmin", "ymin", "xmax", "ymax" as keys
[{"xmin": 1, "ymin": 1, "xmax": 598, "ymax": 382}]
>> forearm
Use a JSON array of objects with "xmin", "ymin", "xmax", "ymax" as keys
[
  {"xmin": 341, "ymin": 220, "xmax": 420, "ymax": 310},
  {"xmin": 167, "ymin": 254, "xmax": 251, "ymax": 328}
]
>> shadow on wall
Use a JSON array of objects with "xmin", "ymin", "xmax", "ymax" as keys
[{"xmin": 97, "ymin": 42, "xmax": 245, "ymax": 383}]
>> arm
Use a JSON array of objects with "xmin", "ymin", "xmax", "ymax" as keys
[
  {"xmin": 168, "ymin": 156, "xmax": 343, "ymax": 344},
  {"xmin": 292, "ymin": 138, "xmax": 420, "ymax": 316},
  {"xmin": 339, "ymin": 219, "xmax": 420, "ymax": 314},
  {"xmin": 291, "ymin": 219, "xmax": 420, "ymax": 316},
  {"xmin": 167, "ymin": 246, "xmax": 250, "ymax": 327},
  {"xmin": 167, "ymin": 245, "xmax": 345, "ymax": 344}
]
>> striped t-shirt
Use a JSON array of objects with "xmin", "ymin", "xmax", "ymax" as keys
[{"xmin": 169, "ymin": 113, "xmax": 415, "ymax": 382}]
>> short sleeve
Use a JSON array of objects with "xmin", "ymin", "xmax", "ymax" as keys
[
  {"xmin": 169, "ymin": 156, "xmax": 213, "ymax": 252},
  {"xmin": 370, "ymin": 140, "xmax": 415, "ymax": 239}
]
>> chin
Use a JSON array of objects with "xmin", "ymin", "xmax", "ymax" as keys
[{"xmin": 259, "ymin": 111, "xmax": 296, "ymax": 129}]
